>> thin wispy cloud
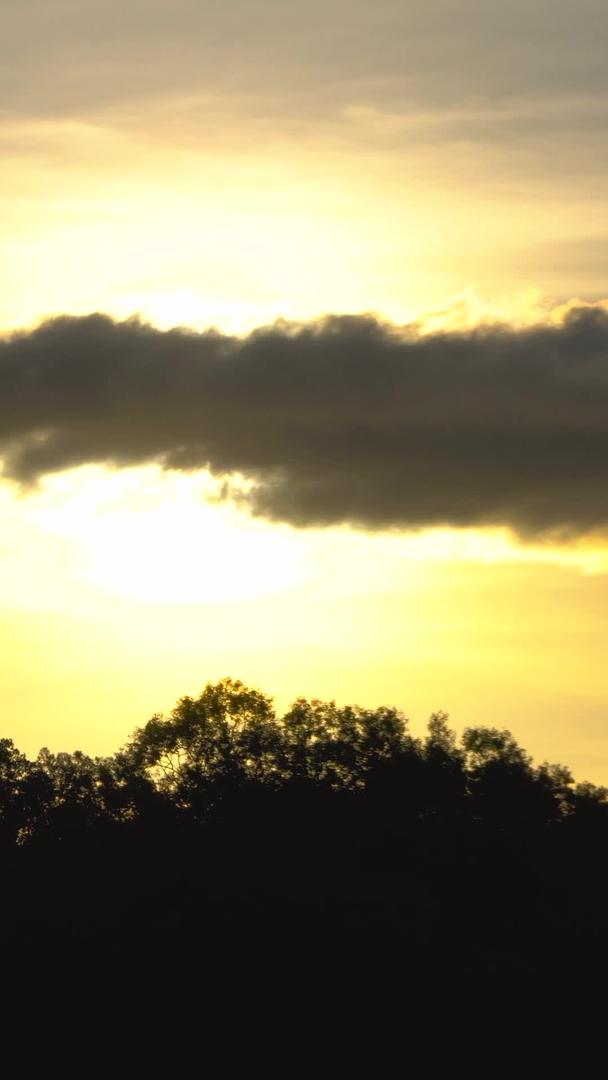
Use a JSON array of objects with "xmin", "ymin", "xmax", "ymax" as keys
[{"xmin": 4, "ymin": 2, "xmax": 606, "ymax": 123}]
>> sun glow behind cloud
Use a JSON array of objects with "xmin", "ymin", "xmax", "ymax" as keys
[
  {"xmin": 2, "ymin": 468, "xmax": 303, "ymax": 605},
  {"xmin": 3, "ymin": 461, "xmax": 608, "ymax": 782},
  {"xmin": 4, "ymin": 464, "xmax": 608, "ymax": 615}
]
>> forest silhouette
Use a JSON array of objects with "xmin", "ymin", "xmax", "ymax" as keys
[{"xmin": 2, "ymin": 676, "xmax": 607, "ymax": 991}]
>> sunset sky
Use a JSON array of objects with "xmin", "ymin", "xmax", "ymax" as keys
[{"xmin": 3, "ymin": 1, "xmax": 608, "ymax": 781}]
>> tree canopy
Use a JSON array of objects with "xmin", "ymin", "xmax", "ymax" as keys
[{"xmin": 2, "ymin": 676, "xmax": 608, "ymax": 992}]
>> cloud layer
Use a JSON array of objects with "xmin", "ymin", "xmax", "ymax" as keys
[
  {"xmin": 4, "ymin": 1, "xmax": 607, "ymax": 120},
  {"xmin": 2, "ymin": 308, "xmax": 608, "ymax": 535}
]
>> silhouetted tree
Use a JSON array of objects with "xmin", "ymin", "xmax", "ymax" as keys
[{"xmin": 1, "ymin": 676, "xmax": 607, "ymax": 991}]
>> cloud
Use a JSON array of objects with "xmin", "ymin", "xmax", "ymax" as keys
[
  {"xmin": 2, "ymin": 307, "xmax": 608, "ymax": 535},
  {"xmin": 3, "ymin": 1, "xmax": 607, "ymax": 123}
]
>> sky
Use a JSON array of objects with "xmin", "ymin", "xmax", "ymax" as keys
[{"xmin": 2, "ymin": 1, "xmax": 608, "ymax": 781}]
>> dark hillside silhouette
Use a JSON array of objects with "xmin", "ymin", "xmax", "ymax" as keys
[{"xmin": 2, "ymin": 677, "xmax": 608, "ymax": 994}]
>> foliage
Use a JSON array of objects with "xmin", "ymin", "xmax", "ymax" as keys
[{"xmin": 2, "ymin": 676, "xmax": 608, "ymax": 989}]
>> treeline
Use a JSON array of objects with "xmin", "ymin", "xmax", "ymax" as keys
[{"xmin": 2, "ymin": 677, "xmax": 608, "ymax": 987}]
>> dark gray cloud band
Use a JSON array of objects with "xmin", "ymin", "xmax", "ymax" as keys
[{"xmin": 3, "ymin": 308, "xmax": 608, "ymax": 535}]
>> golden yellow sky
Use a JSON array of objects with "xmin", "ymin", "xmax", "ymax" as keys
[
  {"xmin": 2, "ymin": 107, "xmax": 606, "ymax": 335},
  {"xmin": 2, "ymin": 464, "xmax": 608, "ymax": 783},
  {"xmin": 3, "ymin": 1, "xmax": 608, "ymax": 780}
]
